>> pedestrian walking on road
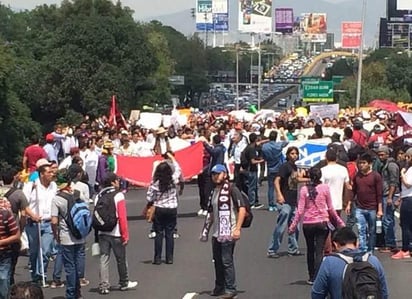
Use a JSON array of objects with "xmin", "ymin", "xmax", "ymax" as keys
[
  {"xmin": 289, "ymin": 167, "xmax": 344, "ymax": 284},
  {"xmin": 146, "ymin": 161, "xmax": 179, "ymax": 265},
  {"xmin": 200, "ymin": 164, "xmax": 246, "ymax": 299}
]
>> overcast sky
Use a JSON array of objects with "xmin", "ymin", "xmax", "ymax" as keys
[{"xmin": 0, "ymin": 0, "xmax": 195, "ymax": 19}]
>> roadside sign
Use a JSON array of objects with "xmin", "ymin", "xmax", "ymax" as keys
[
  {"xmin": 303, "ymin": 81, "xmax": 334, "ymax": 103},
  {"xmin": 332, "ymin": 75, "xmax": 344, "ymax": 85}
]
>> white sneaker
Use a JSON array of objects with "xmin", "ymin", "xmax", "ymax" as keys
[
  {"xmin": 148, "ymin": 232, "xmax": 156, "ymax": 239},
  {"xmin": 120, "ymin": 281, "xmax": 138, "ymax": 291},
  {"xmin": 197, "ymin": 209, "xmax": 204, "ymax": 216},
  {"xmin": 202, "ymin": 210, "xmax": 208, "ymax": 216}
]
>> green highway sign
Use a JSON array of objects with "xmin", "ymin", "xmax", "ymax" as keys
[
  {"xmin": 302, "ymin": 81, "xmax": 334, "ymax": 103},
  {"xmin": 332, "ymin": 75, "xmax": 344, "ymax": 85}
]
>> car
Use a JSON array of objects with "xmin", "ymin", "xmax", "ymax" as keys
[{"xmin": 278, "ymin": 98, "xmax": 287, "ymax": 107}]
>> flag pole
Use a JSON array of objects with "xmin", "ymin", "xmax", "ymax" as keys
[{"xmin": 35, "ymin": 185, "xmax": 46, "ymax": 287}]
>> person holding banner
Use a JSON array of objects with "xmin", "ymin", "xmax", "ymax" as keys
[{"xmin": 23, "ymin": 159, "xmax": 57, "ymax": 286}]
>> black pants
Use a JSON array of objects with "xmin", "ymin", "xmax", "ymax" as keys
[
  {"xmin": 10, "ymin": 243, "xmax": 21, "ymax": 285},
  {"xmin": 153, "ymin": 207, "xmax": 177, "ymax": 262},
  {"xmin": 303, "ymin": 222, "xmax": 329, "ymax": 281},
  {"xmin": 400, "ymin": 197, "xmax": 412, "ymax": 251},
  {"xmin": 198, "ymin": 170, "xmax": 213, "ymax": 210},
  {"xmin": 212, "ymin": 238, "xmax": 237, "ymax": 294},
  {"xmin": 234, "ymin": 164, "xmax": 248, "ymax": 194}
]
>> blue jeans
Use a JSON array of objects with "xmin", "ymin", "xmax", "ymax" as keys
[
  {"xmin": 268, "ymin": 204, "xmax": 299, "ymax": 253},
  {"xmin": 62, "ymin": 244, "xmax": 82, "ymax": 299},
  {"xmin": 382, "ymin": 195, "xmax": 398, "ymax": 248},
  {"xmin": 0, "ymin": 255, "xmax": 11, "ymax": 299},
  {"xmin": 25, "ymin": 222, "xmax": 54, "ymax": 281},
  {"xmin": 267, "ymin": 172, "xmax": 277, "ymax": 207},
  {"xmin": 247, "ymin": 171, "xmax": 258, "ymax": 206},
  {"xmin": 356, "ymin": 208, "xmax": 377, "ymax": 252},
  {"xmin": 53, "ymin": 244, "xmax": 64, "ymax": 281},
  {"xmin": 212, "ymin": 238, "xmax": 237, "ymax": 294}
]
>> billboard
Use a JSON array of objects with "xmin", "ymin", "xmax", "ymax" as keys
[
  {"xmin": 196, "ymin": 0, "xmax": 229, "ymax": 32},
  {"xmin": 238, "ymin": 0, "xmax": 273, "ymax": 33},
  {"xmin": 398, "ymin": 0, "xmax": 412, "ymax": 10},
  {"xmin": 299, "ymin": 13, "xmax": 327, "ymax": 43},
  {"xmin": 275, "ymin": 8, "xmax": 294, "ymax": 33},
  {"xmin": 341, "ymin": 22, "xmax": 362, "ymax": 49}
]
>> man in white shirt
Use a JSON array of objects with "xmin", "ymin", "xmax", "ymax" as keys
[
  {"xmin": 23, "ymin": 158, "xmax": 57, "ymax": 285},
  {"xmin": 321, "ymin": 149, "xmax": 351, "ymax": 212}
]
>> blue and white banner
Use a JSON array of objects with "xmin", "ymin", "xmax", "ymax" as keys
[{"xmin": 283, "ymin": 138, "xmax": 329, "ymax": 168}]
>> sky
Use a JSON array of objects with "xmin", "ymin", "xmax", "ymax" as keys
[{"xmin": 0, "ymin": 0, "xmax": 194, "ymax": 18}]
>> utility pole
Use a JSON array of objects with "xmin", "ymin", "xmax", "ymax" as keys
[{"xmin": 355, "ymin": 0, "xmax": 367, "ymax": 111}]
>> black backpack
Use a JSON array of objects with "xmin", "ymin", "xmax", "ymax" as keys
[
  {"xmin": 240, "ymin": 148, "xmax": 250, "ymax": 170},
  {"xmin": 333, "ymin": 252, "xmax": 383, "ymax": 299},
  {"xmin": 230, "ymin": 185, "xmax": 253, "ymax": 228},
  {"xmin": 92, "ymin": 187, "xmax": 117, "ymax": 232}
]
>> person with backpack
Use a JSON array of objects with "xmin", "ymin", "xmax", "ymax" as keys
[
  {"xmin": 288, "ymin": 167, "xmax": 345, "ymax": 285},
  {"xmin": 200, "ymin": 164, "xmax": 246, "ymax": 299},
  {"xmin": 51, "ymin": 170, "xmax": 90, "ymax": 299},
  {"xmin": 93, "ymin": 172, "xmax": 137, "ymax": 295},
  {"xmin": 311, "ymin": 227, "xmax": 388, "ymax": 299}
]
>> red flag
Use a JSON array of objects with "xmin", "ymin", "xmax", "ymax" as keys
[
  {"xmin": 108, "ymin": 95, "xmax": 128, "ymax": 129},
  {"xmin": 108, "ymin": 95, "xmax": 117, "ymax": 127}
]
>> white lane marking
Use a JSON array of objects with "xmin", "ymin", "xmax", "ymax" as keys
[{"xmin": 182, "ymin": 292, "xmax": 198, "ymax": 299}]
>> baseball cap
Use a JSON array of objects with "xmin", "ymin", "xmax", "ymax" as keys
[
  {"xmin": 45, "ymin": 133, "xmax": 54, "ymax": 142},
  {"xmin": 211, "ymin": 164, "xmax": 227, "ymax": 174},
  {"xmin": 36, "ymin": 158, "xmax": 51, "ymax": 169}
]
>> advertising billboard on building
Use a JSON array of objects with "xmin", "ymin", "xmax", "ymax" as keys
[
  {"xmin": 398, "ymin": 0, "xmax": 412, "ymax": 10},
  {"xmin": 275, "ymin": 8, "xmax": 294, "ymax": 33},
  {"xmin": 238, "ymin": 0, "xmax": 273, "ymax": 33},
  {"xmin": 341, "ymin": 22, "xmax": 362, "ymax": 49},
  {"xmin": 196, "ymin": 0, "xmax": 229, "ymax": 32},
  {"xmin": 299, "ymin": 13, "xmax": 327, "ymax": 43}
]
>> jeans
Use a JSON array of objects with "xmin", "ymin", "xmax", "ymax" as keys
[
  {"xmin": 303, "ymin": 223, "xmax": 329, "ymax": 281},
  {"xmin": 382, "ymin": 195, "xmax": 398, "ymax": 248},
  {"xmin": 25, "ymin": 222, "xmax": 54, "ymax": 281},
  {"xmin": 268, "ymin": 204, "xmax": 299, "ymax": 253},
  {"xmin": 212, "ymin": 238, "xmax": 237, "ymax": 294},
  {"xmin": 356, "ymin": 208, "xmax": 377, "ymax": 252},
  {"xmin": 0, "ymin": 255, "xmax": 11, "ymax": 299},
  {"xmin": 346, "ymin": 201, "xmax": 357, "ymax": 230},
  {"xmin": 153, "ymin": 207, "xmax": 177, "ymax": 262},
  {"xmin": 99, "ymin": 234, "xmax": 129, "ymax": 289},
  {"xmin": 400, "ymin": 197, "xmax": 412, "ymax": 251},
  {"xmin": 247, "ymin": 171, "xmax": 258, "ymax": 206},
  {"xmin": 267, "ymin": 172, "xmax": 278, "ymax": 208},
  {"xmin": 62, "ymin": 244, "xmax": 82, "ymax": 299},
  {"xmin": 53, "ymin": 244, "xmax": 63, "ymax": 281}
]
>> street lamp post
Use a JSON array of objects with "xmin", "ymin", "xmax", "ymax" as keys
[
  {"xmin": 236, "ymin": 47, "xmax": 240, "ymax": 110},
  {"xmin": 257, "ymin": 42, "xmax": 262, "ymax": 110},
  {"xmin": 355, "ymin": 0, "xmax": 367, "ymax": 112}
]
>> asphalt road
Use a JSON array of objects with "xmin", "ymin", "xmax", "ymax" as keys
[{"xmin": 15, "ymin": 183, "xmax": 411, "ymax": 299}]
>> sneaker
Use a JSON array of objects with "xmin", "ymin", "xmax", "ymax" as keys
[
  {"xmin": 288, "ymin": 251, "xmax": 304, "ymax": 257},
  {"xmin": 202, "ymin": 209, "xmax": 208, "ymax": 216},
  {"xmin": 306, "ymin": 280, "xmax": 314, "ymax": 285},
  {"xmin": 268, "ymin": 206, "xmax": 276, "ymax": 212},
  {"xmin": 148, "ymin": 231, "xmax": 156, "ymax": 239},
  {"xmin": 120, "ymin": 281, "xmax": 138, "ymax": 291},
  {"xmin": 80, "ymin": 278, "xmax": 90, "ymax": 287},
  {"xmin": 391, "ymin": 250, "xmax": 411, "ymax": 259},
  {"xmin": 267, "ymin": 251, "xmax": 280, "ymax": 258},
  {"xmin": 197, "ymin": 209, "xmax": 205, "ymax": 216},
  {"xmin": 218, "ymin": 292, "xmax": 238, "ymax": 299},
  {"xmin": 173, "ymin": 233, "xmax": 180, "ymax": 239},
  {"xmin": 251, "ymin": 203, "xmax": 264, "ymax": 209},
  {"xmin": 99, "ymin": 288, "xmax": 110, "ymax": 295},
  {"xmin": 50, "ymin": 280, "xmax": 64, "ymax": 288}
]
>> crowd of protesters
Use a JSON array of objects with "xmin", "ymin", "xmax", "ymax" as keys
[{"xmin": 1, "ymin": 104, "xmax": 411, "ymax": 298}]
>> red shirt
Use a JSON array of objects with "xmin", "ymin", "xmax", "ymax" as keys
[
  {"xmin": 353, "ymin": 171, "xmax": 383, "ymax": 210},
  {"xmin": 24, "ymin": 145, "xmax": 47, "ymax": 172}
]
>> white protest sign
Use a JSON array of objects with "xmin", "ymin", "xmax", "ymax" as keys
[{"xmin": 309, "ymin": 104, "xmax": 339, "ymax": 119}]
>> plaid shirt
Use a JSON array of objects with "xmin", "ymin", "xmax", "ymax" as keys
[{"xmin": 146, "ymin": 181, "xmax": 178, "ymax": 209}]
